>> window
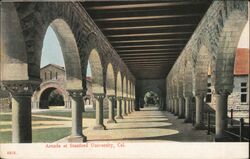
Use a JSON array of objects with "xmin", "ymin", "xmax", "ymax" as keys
[
  {"xmin": 44, "ymin": 72, "xmax": 47, "ymax": 80},
  {"xmin": 240, "ymin": 82, "xmax": 247, "ymax": 103},
  {"xmin": 50, "ymin": 71, "xmax": 52, "ymax": 80},
  {"xmin": 206, "ymin": 82, "xmax": 212, "ymax": 103},
  {"xmin": 56, "ymin": 72, "xmax": 58, "ymax": 79}
]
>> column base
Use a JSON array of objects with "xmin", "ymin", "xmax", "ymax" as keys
[
  {"xmin": 107, "ymin": 119, "xmax": 117, "ymax": 123},
  {"xmin": 93, "ymin": 124, "xmax": 106, "ymax": 130},
  {"xmin": 214, "ymin": 134, "xmax": 232, "ymax": 142},
  {"xmin": 68, "ymin": 135, "xmax": 87, "ymax": 142},
  {"xmin": 115, "ymin": 115, "xmax": 123, "ymax": 119},
  {"xmin": 184, "ymin": 118, "xmax": 192, "ymax": 123},
  {"xmin": 194, "ymin": 123, "xmax": 206, "ymax": 130},
  {"xmin": 122, "ymin": 113, "xmax": 128, "ymax": 116}
]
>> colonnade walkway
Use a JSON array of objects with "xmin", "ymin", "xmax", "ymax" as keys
[{"xmin": 58, "ymin": 107, "xmax": 213, "ymax": 142}]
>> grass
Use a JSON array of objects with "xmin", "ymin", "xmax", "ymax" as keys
[
  {"xmin": 0, "ymin": 114, "xmax": 68, "ymax": 121},
  {"xmin": 0, "ymin": 127, "xmax": 72, "ymax": 143},
  {"xmin": 33, "ymin": 110, "xmax": 111, "ymax": 119},
  {"xmin": 0, "ymin": 109, "xmax": 116, "ymax": 143}
]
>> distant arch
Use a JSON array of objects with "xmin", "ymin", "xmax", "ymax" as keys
[
  {"xmin": 88, "ymin": 49, "xmax": 104, "ymax": 94},
  {"xmin": 106, "ymin": 63, "xmax": 115, "ymax": 96}
]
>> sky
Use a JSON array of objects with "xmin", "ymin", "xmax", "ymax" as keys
[{"xmin": 41, "ymin": 22, "xmax": 249, "ymax": 75}]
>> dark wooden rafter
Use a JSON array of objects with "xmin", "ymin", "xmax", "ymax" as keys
[{"xmin": 83, "ymin": 1, "xmax": 211, "ymax": 79}]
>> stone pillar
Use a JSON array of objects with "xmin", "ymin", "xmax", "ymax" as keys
[
  {"xmin": 107, "ymin": 96, "xmax": 116, "ymax": 123},
  {"xmin": 2, "ymin": 81, "xmax": 40, "ymax": 143},
  {"xmin": 93, "ymin": 94, "xmax": 106, "ymax": 130},
  {"xmin": 12, "ymin": 94, "xmax": 32, "ymax": 143},
  {"xmin": 132, "ymin": 99, "xmax": 136, "ymax": 111},
  {"xmin": 215, "ymin": 92, "xmax": 229, "ymax": 141},
  {"xmin": 128, "ymin": 99, "xmax": 131, "ymax": 114},
  {"xmin": 31, "ymin": 101, "xmax": 39, "ymax": 109},
  {"xmin": 171, "ymin": 98, "xmax": 174, "ymax": 113},
  {"xmin": 64, "ymin": 100, "xmax": 71, "ymax": 109},
  {"xmin": 178, "ymin": 96, "xmax": 185, "ymax": 119},
  {"xmin": 195, "ymin": 94, "xmax": 205, "ymax": 129},
  {"xmin": 122, "ymin": 98, "xmax": 128, "ymax": 116},
  {"xmin": 184, "ymin": 96, "xmax": 192, "ymax": 123},
  {"xmin": 115, "ymin": 97, "xmax": 123, "ymax": 119},
  {"xmin": 174, "ymin": 97, "xmax": 179, "ymax": 116},
  {"xmin": 68, "ymin": 90, "xmax": 87, "ymax": 142}
]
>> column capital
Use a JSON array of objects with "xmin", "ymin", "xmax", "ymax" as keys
[
  {"xmin": 67, "ymin": 90, "xmax": 84, "ymax": 98},
  {"xmin": 1, "ymin": 80, "xmax": 41, "ymax": 97},
  {"xmin": 107, "ymin": 95, "xmax": 116, "ymax": 100},
  {"xmin": 93, "ymin": 93, "xmax": 105, "ymax": 99}
]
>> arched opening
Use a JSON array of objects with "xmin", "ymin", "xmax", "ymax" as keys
[
  {"xmin": 144, "ymin": 91, "xmax": 159, "ymax": 107},
  {"xmin": 29, "ymin": 18, "xmax": 82, "ymax": 142},
  {"xmin": 122, "ymin": 76, "xmax": 127, "ymax": 98},
  {"xmin": 106, "ymin": 63, "xmax": 115, "ymax": 96},
  {"xmin": 39, "ymin": 87, "xmax": 65, "ymax": 109},
  {"xmin": 88, "ymin": 49, "xmax": 104, "ymax": 94},
  {"xmin": 116, "ymin": 71, "xmax": 122, "ymax": 98},
  {"xmin": 226, "ymin": 20, "xmax": 249, "ymax": 122},
  {"xmin": 40, "ymin": 26, "xmax": 65, "ymax": 69},
  {"xmin": 193, "ymin": 45, "xmax": 211, "ymax": 95}
]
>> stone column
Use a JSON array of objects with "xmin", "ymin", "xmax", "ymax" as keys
[
  {"xmin": 127, "ymin": 99, "xmax": 131, "ymax": 114},
  {"xmin": 64, "ymin": 100, "xmax": 71, "ymax": 109},
  {"xmin": 174, "ymin": 97, "xmax": 179, "ymax": 116},
  {"xmin": 12, "ymin": 94, "xmax": 32, "ymax": 143},
  {"xmin": 31, "ymin": 101, "xmax": 39, "ymax": 109},
  {"xmin": 3, "ymin": 81, "xmax": 40, "ymax": 143},
  {"xmin": 184, "ymin": 96, "xmax": 192, "ymax": 123},
  {"xmin": 171, "ymin": 98, "xmax": 174, "ymax": 113},
  {"xmin": 93, "ymin": 94, "xmax": 106, "ymax": 130},
  {"xmin": 68, "ymin": 90, "xmax": 87, "ymax": 142},
  {"xmin": 215, "ymin": 92, "xmax": 229, "ymax": 141},
  {"xmin": 122, "ymin": 98, "xmax": 128, "ymax": 116},
  {"xmin": 178, "ymin": 96, "xmax": 185, "ymax": 119},
  {"xmin": 115, "ymin": 97, "xmax": 123, "ymax": 119},
  {"xmin": 107, "ymin": 96, "xmax": 116, "ymax": 123},
  {"xmin": 195, "ymin": 94, "xmax": 205, "ymax": 129}
]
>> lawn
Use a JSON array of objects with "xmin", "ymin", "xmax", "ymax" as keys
[
  {"xmin": 0, "ymin": 114, "xmax": 69, "ymax": 121},
  {"xmin": 0, "ymin": 127, "xmax": 72, "ymax": 143},
  {"xmin": 33, "ymin": 110, "xmax": 113, "ymax": 119}
]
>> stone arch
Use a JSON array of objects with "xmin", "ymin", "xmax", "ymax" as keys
[
  {"xmin": 46, "ymin": 19, "xmax": 82, "ymax": 90},
  {"xmin": 142, "ymin": 86, "xmax": 162, "ymax": 98},
  {"xmin": 193, "ymin": 45, "xmax": 212, "ymax": 95},
  {"xmin": 1, "ymin": 3, "xmax": 29, "ymax": 81},
  {"xmin": 88, "ymin": 49, "xmax": 104, "ymax": 94},
  {"xmin": 183, "ymin": 55, "xmax": 193, "ymax": 97},
  {"xmin": 177, "ymin": 59, "xmax": 185, "ymax": 97},
  {"xmin": 212, "ymin": 9, "xmax": 248, "ymax": 94},
  {"xmin": 116, "ymin": 71, "xmax": 122, "ymax": 97},
  {"xmin": 32, "ymin": 81, "xmax": 70, "ymax": 109},
  {"xmin": 106, "ymin": 63, "xmax": 115, "ymax": 96}
]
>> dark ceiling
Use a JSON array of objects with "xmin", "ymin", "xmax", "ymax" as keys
[{"xmin": 83, "ymin": 1, "xmax": 212, "ymax": 79}]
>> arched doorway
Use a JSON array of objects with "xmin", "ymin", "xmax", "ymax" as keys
[
  {"xmin": 144, "ymin": 91, "xmax": 159, "ymax": 107},
  {"xmin": 39, "ymin": 87, "xmax": 65, "ymax": 109}
]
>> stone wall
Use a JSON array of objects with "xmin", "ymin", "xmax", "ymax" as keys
[
  {"xmin": 207, "ymin": 75, "xmax": 249, "ymax": 121},
  {"xmin": 40, "ymin": 65, "xmax": 65, "ymax": 82}
]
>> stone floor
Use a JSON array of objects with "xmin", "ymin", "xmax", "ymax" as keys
[{"xmin": 57, "ymin": 107, "xmax": 213, "ymax": 142}]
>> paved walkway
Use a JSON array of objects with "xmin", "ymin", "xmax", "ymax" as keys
[{"xmin": 57, "ymin": 107, "xmax": 213, "ymax": 142}]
